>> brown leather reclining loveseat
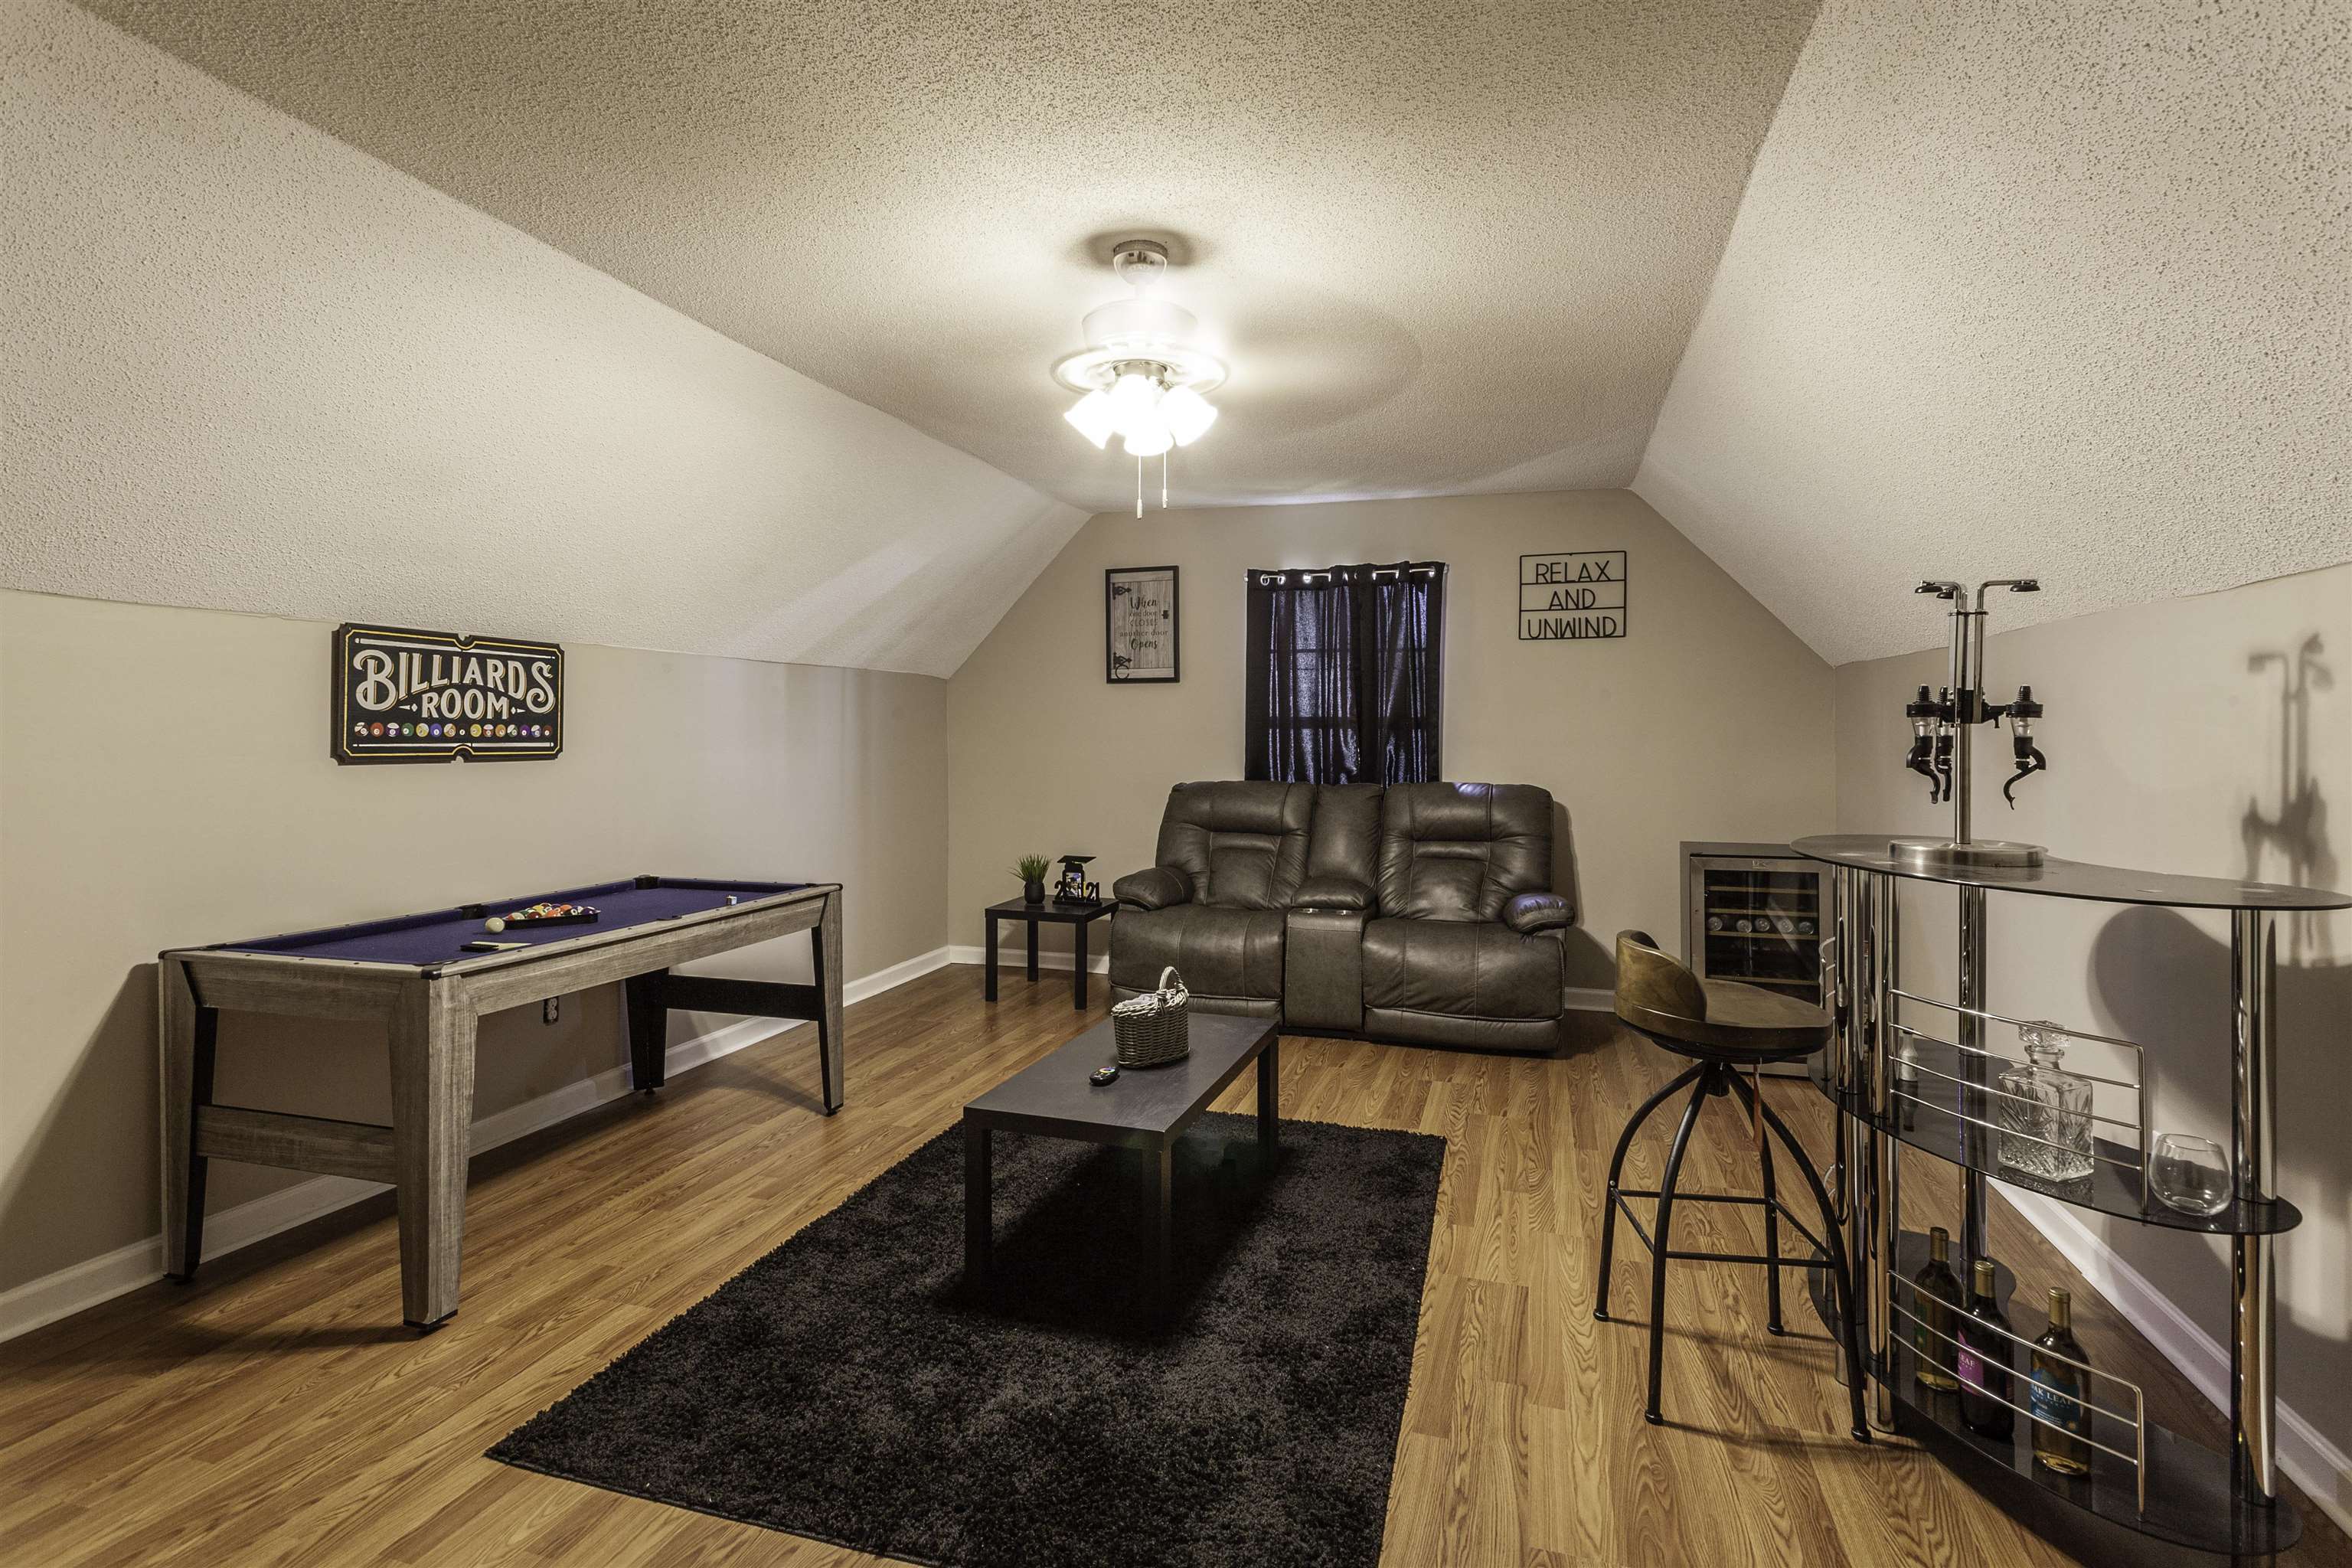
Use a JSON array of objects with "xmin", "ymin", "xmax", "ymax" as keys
[{"xmin": 1109, "ymin": 780, "xmax": 1576, "ymax": 1053}]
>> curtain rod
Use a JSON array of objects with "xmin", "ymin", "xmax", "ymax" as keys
[{"xmin": 1247, "ymin": 563, "xmax": 1444, "ymax": 584}]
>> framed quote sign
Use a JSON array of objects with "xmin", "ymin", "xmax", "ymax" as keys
[
  {"xmin": 1106, "ymin": 565, "xmax": 1180, "ymax": 682},
  {"xmin": 333, "ymin": 624, "xmax": 564, "ymax": 764},
  {"xmin": 1519, "ymin": 550, "xmax": 1627, "ymax": 642}
]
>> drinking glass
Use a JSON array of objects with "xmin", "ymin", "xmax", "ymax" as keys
[{"xmin": 2150, "ymin": 1133, "xmax": 2230, "ymax": 1217}]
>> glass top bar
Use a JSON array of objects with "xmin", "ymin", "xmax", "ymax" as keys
[{"xmin": 1792, "ymin": 834, "xmax": 2351, "ymax": 911}]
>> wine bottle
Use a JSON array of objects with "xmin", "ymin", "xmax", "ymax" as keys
[
  {"xmin": 1911, "ymin": 1227, "xmax": 1962, "ymax": 1391},
  {"xmin": 1956, "ymin": 1258, "xmax": 2014, "ymax": 1439},
  {"xmin": 2030, "ymin": 1288, "xmax": 2092, "ymax": 1475},
  {"xmin": 1707, "ymin": 914, "xmax": 1724, "ymax": 933}
]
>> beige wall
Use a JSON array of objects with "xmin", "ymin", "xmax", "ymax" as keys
[
  {"xmin": 1834, "ymin": 563, "xmax": 2352, "ymax": 1507},
  {"xmin": 0, "ymin": 589, "xmax": 948, "ymax": 1295},
  {"xmin": 945, "ymin": 490, "xmax": 1838, "ymax": 984}
]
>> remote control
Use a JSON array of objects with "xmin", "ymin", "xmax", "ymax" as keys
[{"xmin": 1090, "ymin": 1065, "xmax": 1119, "ymax": 1086}]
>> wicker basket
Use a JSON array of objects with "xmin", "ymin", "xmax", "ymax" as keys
[{"xmin": 1111, "ymin": 965, "xmax": 1191, "ymax": 1067}]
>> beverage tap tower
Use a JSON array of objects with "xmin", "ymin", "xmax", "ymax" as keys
[{"xmin": 1890, "ymin": 580, "xmax": 2051, "ymax": 1288}]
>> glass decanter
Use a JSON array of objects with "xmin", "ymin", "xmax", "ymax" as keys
[{"xmin": 1996, "ymin": 1022, "xmax": 2094, "ymax": 1184}]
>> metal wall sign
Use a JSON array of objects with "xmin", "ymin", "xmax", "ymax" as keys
[
  {"xmin": 1519, "ymin": 550, "xmax": 1627, "ymax": 641},
  {"xmin": 333, "ymin": 623, "xmax": 564, "ymax": 764}
]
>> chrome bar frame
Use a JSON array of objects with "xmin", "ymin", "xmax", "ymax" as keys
[
  {"xmin": 1890, "ymin": 1021, "xmax": 2144, "ymax": 1098},
  {"xmin": 1865, "ymin": 871, "xmax": 1900, "ymax": 1432},
  {"xmin": 2231, "ymin": 910, "xmax": 2278, "ymax": 1504},
  {"xmin": 1958, "ymin": 883, "xmax": 1991, "ymax": 1263}
]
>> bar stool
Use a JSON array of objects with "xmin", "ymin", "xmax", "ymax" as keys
[{"xmin": 1594, "ymin": 930, "xmax": 1870, "ymax": 1441}]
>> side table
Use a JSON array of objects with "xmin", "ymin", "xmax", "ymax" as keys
[{"xmin": 983, "ymin": 897, "xmax": 1116, "ymax": 1010}]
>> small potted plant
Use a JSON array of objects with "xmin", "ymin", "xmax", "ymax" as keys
[{"xmin": 1014, "ymin": 854, "xmax": 1050, "ymax": 906}]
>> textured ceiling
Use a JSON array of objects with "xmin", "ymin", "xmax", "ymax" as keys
[
  {"xmin": 1635, "ymin": 0, "xmax": 2352, "ymax": 665},
  {"xmin": 78, "ymin": 0, "xmax": 1822, "ymax": 514},
  {"xmin": 5, "ymin": 0, "xmax": 1083, "ymax": 678}
]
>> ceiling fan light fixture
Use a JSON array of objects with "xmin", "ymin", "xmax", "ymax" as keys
[
  {"xmin": 1106, "ymin": 368, "xmax": 1163, "ymax": 425},
  {"xmin": 1052, "ymin": 238, "xmax": 1225, "ymax": 513},
  {"xmin": 1122, "ymin": 420, "xmax": 1174, "ymax": 458},
  {"xmin": 1159, "ymin": 384, "xmax": 1218, "ymax": 446},
  {"xmin": 1063, "ymin": 388, "xmax": 1117, "ymax": 449}
]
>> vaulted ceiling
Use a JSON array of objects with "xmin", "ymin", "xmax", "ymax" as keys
[
  {"xmin": 1635, "ymin": 0, "xmax": 2350, "ymax": 665},
  {"xmin": 25, "ymin": 0, "xmax": 2351, "ymax": 671},
  {"xmin": 76, "ymin": 0, "xmax": 1821, "ymax": 513}
]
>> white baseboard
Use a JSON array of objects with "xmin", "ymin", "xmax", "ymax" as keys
[
  {"xmin": 1563, "ymin": 985, "xmax": 1614, "ymax": 1011},
  {"xmin": 2001, "ymin": 1187, "xmax": 2351, "ymax": 1537},
  {"xmin": 0, "ymin": 945, "xmax": 953, "ymax": 1345},
  {"xmin": 843, "ymin": 944, "xmax": 953, "ymax": 1003},
  {"xmin": 947, "ymin": 943, "xmax": 1109, "ymax": 975}
]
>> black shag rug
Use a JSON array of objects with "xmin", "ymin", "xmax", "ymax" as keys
[{"xmin": 490, "ymin": 1112, "xmax": 1447, "ymax": 1568}]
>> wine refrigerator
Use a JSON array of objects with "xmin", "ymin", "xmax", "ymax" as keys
[{"xmin": 1681, "ymin": 842, "xmax": 1828, "ymax": 1072}]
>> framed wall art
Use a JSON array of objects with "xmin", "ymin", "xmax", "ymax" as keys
[{"xmin": 1105, "ymin": 565, "xmax": 1180, "ymax": 683}]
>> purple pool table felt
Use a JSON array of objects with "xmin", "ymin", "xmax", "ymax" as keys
[{"xmin": 209, "ymin": 878, "xmax": 811, "ymax": 968}]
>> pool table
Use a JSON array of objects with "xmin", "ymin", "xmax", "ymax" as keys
[{"xmin": 158, "ymin": 876, "xmax": 841, "ymax": 1328}]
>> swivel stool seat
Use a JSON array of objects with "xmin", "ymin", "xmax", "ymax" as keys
[{"xmin": 1594, "ymin": 930, "xmax": 1870, "ymax": 1441}]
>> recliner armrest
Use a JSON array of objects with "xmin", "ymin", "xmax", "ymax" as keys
[
  {"xmin": 1504, "ymin": 892, "xmax": 1574, "ymax": 934},
  {"xmin": 1113, "ymin": 866, "xmax": 1194, "ymax": 911},
  {"xmin": 1292, "ymin": 874, "xmax": 1373, "ymax": 912}
]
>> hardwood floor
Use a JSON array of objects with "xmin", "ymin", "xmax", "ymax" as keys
[{"xmin": 2, "ymin": 963, "xmax": 2341, "ymax": 1566}]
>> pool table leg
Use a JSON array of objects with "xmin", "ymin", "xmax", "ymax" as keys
[
  {"xmin": 389, "ymin": 980, "xmax": 477, "ymax": 1331},
  {"xmin": 159, "ymin": 959, "xmax": 215, "ymax": 1282},
  {"xmin": 623, "ymin": 969, "xmax": 669, "ymax": 1092},
  {"xmin": 813, "ymin": 890, "xmax": 844, "ymax": 1115}
]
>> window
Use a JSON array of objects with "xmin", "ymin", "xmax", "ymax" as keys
[{"xmin": 1244, "ymin": 561, "xmax": 1446, "ymax": 784}]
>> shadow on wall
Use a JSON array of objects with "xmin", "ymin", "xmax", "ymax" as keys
[
  {"xmin": 1550, "ymin": 797, "xmax": 1613, "ymax": 991},
  {"xmin": 0, "ymin": 965, "xmax": 163, "ymax": 1291},
  {"xmin": 2089, "ymin": 906, "xmax": 2350, "ymax": 1422},
  {"xmin": 2242, "ymin": 635, "xmax": 2336, "ymax": 966}
]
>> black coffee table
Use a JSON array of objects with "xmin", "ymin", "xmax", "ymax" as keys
[{"xmin": 963, "ymin": 1011, "xmax": 1279, "ymax": 1318}]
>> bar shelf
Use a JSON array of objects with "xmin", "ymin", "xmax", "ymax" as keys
[
  {"xmin": 1808, "ymin": 1230, "xmax": 2301, "ymax": 1561},
  {"xmin": 1809, "ymin": 1034, "xmax": 2302, "ymax": 1237},
  {"xmin": 1789, "ymin": 834, "xmax": 2350, "ymax": 913}
]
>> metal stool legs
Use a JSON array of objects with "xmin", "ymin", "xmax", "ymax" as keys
[
  {"xmin": 1726, "ymin": 1070, "xmax": 1872, "ymax": 1444},
  {"xmin": 1594, "ymin": 1062, "xmax": 1704, "ymax": 1321},
  {"xmin": 1755, "ymin": 1098, "xmax": 1784, "ymax": 1334},
  {"xmin": 1594, "ymin": 1060, "xmax": 1870, "ymax": 1442},
  {"xmin": 1644, "ymin": 1067, "xmax": 1716, "ymax": 1424}
]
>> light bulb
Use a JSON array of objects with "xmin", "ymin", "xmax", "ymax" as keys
[
  {"xmin": 1106, "ymin": 371, "xmax": 1161, "ymax": 429},
  {"xmin": 1122, "ymin": 419, "xmax": 1173, "ymax": 457},
  {"xmin": 1159, "ymin": 384, "xmax": 1218, "ymax": 446},
  {"xmin": 1062, "ymin": 389, "xmax": 1116, "ymax": 449}
]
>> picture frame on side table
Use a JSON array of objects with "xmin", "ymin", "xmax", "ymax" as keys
[{"xmin": 1106, "ymin": 565, "xmax": 1180, "ymax": 683}]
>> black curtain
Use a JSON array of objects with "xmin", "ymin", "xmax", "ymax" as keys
[{"xmin": 1245, "ymin": 562, "xmax": 1446, "ymax": 784}]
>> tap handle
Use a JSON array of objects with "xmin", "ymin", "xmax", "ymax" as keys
[{"xmin": 2001, "ymin": 733, "xmax": 2049, "ymax": 806}]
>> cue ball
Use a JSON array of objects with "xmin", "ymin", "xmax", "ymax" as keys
[{"xmin": 484, "ymin": 917, "xmax": 506, "ymax": 933}]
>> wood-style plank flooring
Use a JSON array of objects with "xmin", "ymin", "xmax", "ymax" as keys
[{"xmin": 2, "ymin": 964, "xmax": 2342, "ymax": 1566}]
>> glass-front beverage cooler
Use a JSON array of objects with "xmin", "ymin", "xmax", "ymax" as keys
[{"xmin": 1681, "ymin": 843, "xmax": 1828, "ymax": 1069}]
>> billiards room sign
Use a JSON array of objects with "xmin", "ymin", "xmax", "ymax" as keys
[
  {"xmin": 1520, "ymin": 550, "xmax": 1627, "ymax": 641},
  {"xmin": 333, "ymin": 624, "xmax": 563, "ymax": 764}
]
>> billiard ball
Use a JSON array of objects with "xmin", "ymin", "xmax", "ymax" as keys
[{"xmin": 485, "ymin": 916, "xmax": 506, "ymax": 933}]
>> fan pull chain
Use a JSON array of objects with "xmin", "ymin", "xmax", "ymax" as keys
[
  {"xmin": 1162, "ymin": 448, "xmax": 1170, "ymax": 508},
  {"xmin": 1135, "ymin": 455, "xmax": 1144, "ymax": 519}
]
